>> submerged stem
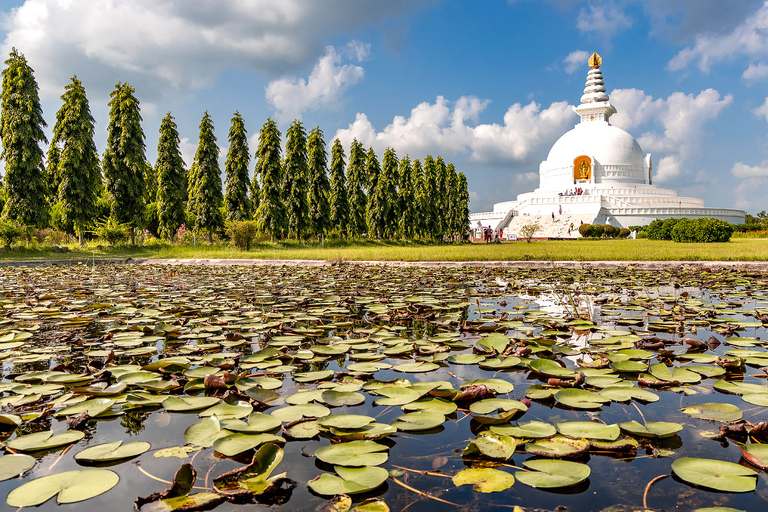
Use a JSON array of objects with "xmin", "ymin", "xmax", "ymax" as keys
[{"xmin": 643, "ymin": 473, "xmax": 670, "ymax": 510}]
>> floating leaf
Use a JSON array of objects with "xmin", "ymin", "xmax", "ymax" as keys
[
  {"xmin": 525, "ymin": 436, "xmax": 590, "ymax": 458},
  {"xmin": 740, "ymin": 443, "xmax": 768, "ymax": 470},
  {"xmin": 6, "ymin": 430, "xmax": 85, "ymax": 452},
  {"xmin": 599, "ymin": 386, "xmax": 659, "ymax": 403},
  {"xmin": 213, "ymin": 443, "xmax": 288, "ymax": 500},
  {"xmin": 213, "ymin": 433, "xmax": 284, "ymax": 457},
  {"xmin": 294, "ymin": 370, "xmax": 335, "ymax": 383},
  {"xmin": 618, "ymin": 420, "xmax": 682, "ymax": 439},
  {"xmin": 554, "ymin": 389, "xmax": 610, "ymax": 409},
  {"xmin": 153, "ymin": 446, "xmax": 199, "ymax": 459},
  {"xmin": 371, "ymin": 386, "xmax": 421, "ymax": 406},
  {"xmin": 135, "ymin": 463, "xmax": 223, "ymax": 511},
  {"xmin": 555, "ymin": 421, "xmax": 620, "ymax": 441},
  {"xmin": 162, "ymin": 396, "xmax": 220, "ymax": 412},
  {"xmin": 199, "ymin": 401, "xmax": 253, "ymax": 419},
  {"xmin": 6, "ymin": 469, "xmax": 119, "ymax": 506},
  {"xmin": 391, "ymin": 362, "xmax": 439, "ymax": 373},
  {"xmin": 315, "ymin": 440, "xmax": 388, "ymax": 466},
  {"xmin": 318, "ymin": 414, "xmax": 375, "ymax": 430},
  {"xmin": 515, "ymin": 459, "xmax": 590, "ymax": 488},
  {"xmin": 0, "ymin": 454, "xmax": 35, "ymax": 482},
  {"xmin": 321, "ymin": 390, "xmax": 366, "ymax": 407},
  {"xmin": 681, "ymin": 402, "xmax": 743, "ymax": 422},
  {"xmin": 672, "ymin": 457, "xmax": 757, "ymax": 492},
  {"xmin": 184, "ymin": 416, "xmax": 224, "ymax": 448},
  {"xmin": 490, "ymin": 421, "xmax": 557, "ymax": 439},
  {"xmin": 463, "ymin": 431, "xmax": 517, "ymax": 459},
  {"xmin": 272, "ymin": 404, "xmax": 330, "ymax": 423},
  {"xmin": 452, "ymin": 467, "xmax": 515, "ymax": 493},
  {"xmin": 308, "ymin": 466, "xmax": 389, "ymax": 495},
  {"xmin": 221, "ymin": 413, "xmax": 282, "ymax": 434},
  {"xmin": 391, "ymin": 411, "xmax": 445, "ymax": 431},
  {"xmin": 75, "ymin": 441, "xmax": 150, "ymax": 463}
]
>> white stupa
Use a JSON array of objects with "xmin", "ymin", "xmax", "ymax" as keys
[{"xmin": 470, "ymin": 53, "xmax": 745, "ymax": 239}]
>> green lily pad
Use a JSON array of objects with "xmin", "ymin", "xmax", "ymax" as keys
[
  {"xmin": 618, "ymin": 420, "xmax": 682, "ymax": 438},
  {"xmin": 401, "ymin": 397, "xmax": 457, "ymax": 415},
  {"xmin": 75, "ymin": 441, "xmax": 151, "ymax": 462},
  {"xmin": 321, "ymin": 390, "xmax": 366, "ymax": 407},
  {"xmin": 555, "ymin": 421, "xmax": 620, "ymax": 441},
  {"xmin": 308, "ymin": 466, "xmax": 389, "ymax": 495},
  {"xmin": 525, "ymin": 436, "xmax": 590, "ymax": 458},
  {"xmin": 554, "ymin": 388, "xmax": 610, "ymax": 409},
  {"xmin": 199, "ymin": 401, "xmax": 253, "ymax": 419},
  {"xmin": 6, "ymin": 430, "xmax": 85, "ymax": 452},
  {"xmin": 184, "ymin": 416, "xmax": 225, "ymax": 448},
  {"xmin": 213, "ymin": 433, "xmax": 284, "ymax": 457},
  {"xmin": 476, "ymin": 333, "xmax": 511, "ymax": 353},
  {"xmin": 221, "ymin": 413, "xmax": 282, "ymax": 433},
  {"xmin": 681, "ymin": 402, "xmax": 743, "ymax": 422},
  {"xmin": 391, "ymin": 362, "xmax": 439, "ymax": 373},
  {"xmin": 213, "ymin": 443, "xmax": 286, "ymax": 500},
  {"xmin": 371, "ymin": 386, "xmax": 422, "ymax": 406},
  {"xmin": 318, "ymin": 414, "xmax": 375, "ymax": 430},
  {"xmin": 671, "ymin": 457, "xmax": 757, "ymax": 493},
  {"xmin": 294, "ymin": 370, "xmax": 335, "ymax": 383},
  {"xmin": 54, "ymin": 398, "xmax": 116, "ymax": 418},
  {"xmin": 463, "ymin": 378, "xmax": 515, "ymax": 394},
  {"xmin": 315, "ymin": 440, "xmax": 388, "ymax": 466},
  {"xmin": 6, "ymin": 469, "xmax": 119, "ymax": 506},
  {"xmin": 490, "ymin": 420, "xmax": 557, "ymax": 439},
  {"xmin": 0, "ymin": 454, "xmax": 35, "ymax": 481},
  {"xmin": 391, "ymin": 411, "xmax": 446, "ymax": 431},
  {"xmin": 599, "ymin": 386, "xmax": 660, "ymax": 403},
  {"xmin": 271, "ymin": 404, "xmax": 330, "ymax": 423},
  {"xmin": 515, "ymin": 459, "xmax": 590, "ymax": 488},
  {"xmin": 162, "ymin": 396, "xmax": 220, "ymax": 412},
  {"xmin": 463, "ymin": 431, "xmax": 517, "ymax": 459},
  {"xmin": 452, "ymin": 467, "xmax": 515, "ymax": 493}
]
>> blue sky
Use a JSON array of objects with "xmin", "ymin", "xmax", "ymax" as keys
[{"xmin": 2, "ymin": 0, "xmax": 768, "ymax": 214}]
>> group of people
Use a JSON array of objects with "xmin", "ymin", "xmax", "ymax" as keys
[
  {"xmin": 559, "ymin": 188, "xmax": 586, "ymax": 196},
  {"xmin": 482, "ymin": 226, "xmax": 503, "ymax": 243}
]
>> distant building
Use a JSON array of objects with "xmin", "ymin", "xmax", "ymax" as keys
[{"xmin": 470, "ymin": 53, "xmax": 745, "ymax": 239}]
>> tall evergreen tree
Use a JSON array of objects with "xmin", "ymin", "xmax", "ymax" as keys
[
  {"xmin": 365, "ymin": 147, "xmax": 385, "ymax": 237},
  {"xmin": 224, "ymin": 111, "xmax": 251, "ymax": 221},
  {"xmin": 329, "ymin": 138, "xmax": 349, "ymax": 235},
  {"xmin": 45, "ymin": 144, "xmax": 61, "ymax": 203},
  {"xmin": 254, "ymin": 119, "xmax": 284, "ymax": 240},
  {"xmin": 188, "ymin": 111, "xmax": 224, "ymax": 243},
  {"xmin": 445, "ymin": 163, "xmax": 459, "ymax": 239},
  {"xmin": 397, "ymin": 155, "xmax": 417, "ymax": 239},
  {"xmin": 50, "ymin": 76, "xmax": 101, "ymax": 245},
  {"xmin": 346, "ymin": 139, "xmax": 366, "ymax": 236},
  {"xmin": 306, "ymin": 127, "xmax": 331, "ymax": 238},
  {"xmin": 456, "ymin": 171, "xmax": 470, "ymax": 237},
  {"xmin": 436, "ymin": 156, "xmax": 450, "ymax": 237},
  {"xmin": 144, "ymin": 159, "xmax": 158, "ymax": 203},
  {"xmin": 283, "ymin": 120, "xmax": 309, "ymax": 239},
  {"xmin": 411, "ymin": 159, "xmax": 425, "ymax": 238},
  {"xmin": 378, "ymin": 148, "xmax": 399, "ymax": 237},
  {"xmin": 0, "ymin": 48, "xmax": 49, "ymax": 226},
  {"xmin": 156, "ymin": 113, "xmax": 186, "ymax": 241},
  {"xmin": 421, "ymin": 155, "xmax": 440, "ymax": 239},
  {"xmin": 102, "ymin": 82, "xmax": 147, "ymax": 243}
]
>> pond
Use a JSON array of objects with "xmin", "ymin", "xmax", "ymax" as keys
[{"xmin": 0, "ymin": 263, "xmax": 766, "ymax": 512}]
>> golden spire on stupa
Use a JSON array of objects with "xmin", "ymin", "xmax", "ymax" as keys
[{"xmin": 588, "ymin": 52, "xmax": 602, "ymax": 69}]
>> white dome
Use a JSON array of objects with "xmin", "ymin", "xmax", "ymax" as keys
[{"xmin": 545, "ymin": 122, "xmax": 644, "ymax": 168}]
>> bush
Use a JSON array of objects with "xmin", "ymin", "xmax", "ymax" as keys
[
  {"xmin": 93, "ymin": 218, "xmax": 129, "ymax": 246},
  {"xmin": 519, "ymin": 222, "xmax": 541, "ymax": 242},
  {"xmin": 603, "ymin": 224, "xmax": 620, "ymax": 238},
  {"xmin": 578, "ymin": 223, "xmax": 592, "ymax": 237},
  {"xmin": 589, "ymin": 224, "xmax": 604, "ymax": 238},
  {"xmin": 645, "ymin": 218, "xmax": 679, "ymax": 240},
  {"xmin": 31, "ymin": 228, "xmax": 72, "ymax": 246},
  {"xmin": 0, "ymin": 220, "xmax": 23, "ymax": 248},
  {"xmin": 227, "ymin": 220, "xmax": 259, "ymax": 250},
  {"xmin": 671, "ymin": 217, "xmax": 733, "ymax": 243},
  {"xmin": 619, "ymin": 228, "xmax": 631, "ymax": 238}
]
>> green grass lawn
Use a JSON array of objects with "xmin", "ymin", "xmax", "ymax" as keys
[{"xmin": 2, "ymin": 237, "xmax": 768, "ymax": 262}]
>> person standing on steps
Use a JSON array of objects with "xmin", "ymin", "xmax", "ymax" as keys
[{"xmin": 559, "ymin": 205, "xmax": 562, "ymax": 215}]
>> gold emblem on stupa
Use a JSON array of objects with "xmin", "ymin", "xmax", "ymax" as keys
[{"xmin": 588, "ymin": 52, "xmax": 602, "ymax": 69}]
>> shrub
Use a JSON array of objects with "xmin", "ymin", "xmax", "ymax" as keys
[
  {"xmin": 31, "ymin": 228, "xmax": 72, "ymax": 246},
  {"xmin": 619, "ymin": 228, "xmax": 631, "ymax": 238},
  {"xmin": 0, "ymin": 220, "xmax": 23, "ymax": 248},
  {"xmin": 578, "ymin": 223, "xmax": 592, "ymax": 237},
  {"xmin": 589, "ymin": 224, "xmax": 604, "ymax": 238},
  {"xmin": 671, "ymin": 217, "xmax": 733, "ymax": 243},
  {"xmin": 227, "ymin": 220, "xmax": 259, "ymax": 250},
  {"xmin": 93, "ymin": 218, "xmax": 129, "ymax": 246},
  {"xmin": 603, "ymin": 224, "xmax": 620, "ymax": 238},
  {"xmin": 519, "ymin": 222, "xmax": 541, "ymax": 242},
  {"xmin": 645, "ymin": 218, "xmax": 679, "ymax": 240}
]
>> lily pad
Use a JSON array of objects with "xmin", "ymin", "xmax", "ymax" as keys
[
  {"xmin": 554, "ymin": 388, "xmax": 610, "ymax": 409},
  {"xmin": 0, "ymin": 454, "xmax": 35, "ymax": 481},
  {"xmin": 490, "ymin": 420, "xmax": 557, "ymax": 439},
  {"xmin": 6, "ymin": 469, "xmax": 119, "ymax": 506},
  {"xmin": 740, "ymin": 443, "xmax": 768, "ymax": 470},
  {"xmin": 452, "ymin": 467, "xmax": 515, "ymax": 493},
  {"xmin": 525, "ymin": 436, "xmax": 590, "ymax": 458},
  {"xmin": 315, "ymin": 440, "xmax": 388, "ymax": 466},
  {"xmin": 463, "ymin": 431, "xmax": 517, "ymax": 459},
  {"xmin": 6, "ymin": 430, "xmax": 85, "ymax": 452},
  {"xmin": 671, "ymin": 457, "xmax": 757, "ymax": 492},
  {"xmin": 213, "ymin": 433, "xmax": 285, "ymax": 457},
  {"xmin": 391, "ymin": 362, "xmax": 439, "ymax": 373},
  {"xmin": 318, "ymin": 414, "xmax": 375, "ymax": 430},
  {"xmin": 515, "ymin": 459, "xmax": 590, "ymax": 488},
  {"xmin": 555, "ymin": 421, "xmax": 620, "ymax": 441},
  {"xmin": 75, "ymin": 441, "xmax": 151, "ymax": 463},
  {"xmin": 681, "ymin": 402, "xmax": 743, "ymax": 422},
  {"xmin": 308, "ymin": 466, "xmax": 389, "ymax": 495},
  {"xmin": 213, "ymin": 443, "xmax": 287, "ymax": 500},
  {"xmin": 391, "ymin": 411, "xmax": 446, "ymax": 431},
  {"xmin": 162, "ymin": 396, "xmax": 220, "ymax": 412},
  {"xmin": 618, "ymin": 420, "xmax": 683, "ymax": 439}
]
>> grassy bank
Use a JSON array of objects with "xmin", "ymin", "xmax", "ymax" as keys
[{"xmin": 1, "ymin": 237, "xmax": 768, "ymax": 262}]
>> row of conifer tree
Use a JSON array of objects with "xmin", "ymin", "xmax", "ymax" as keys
[{"xmin": 0, "ymin": 49, "xmax": 470, "ymax": 245}]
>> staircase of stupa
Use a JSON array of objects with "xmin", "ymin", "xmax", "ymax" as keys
[{"xmin": 501, "ymin": 213, "xmax": 597, "ymax": 239}]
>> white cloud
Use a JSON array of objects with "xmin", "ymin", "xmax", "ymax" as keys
[
  {"xmin": 576, "ymin": 1, "xmax": 632, "ymax": 39},
  {"xmin": 753, "ymin": 97, "xmax": 768, "ymax": 122},
  {"xmin": 333, "ymin": 96, "xmax": 573, "ymax": 165},
  {"xmin": 731, "ymin": 161, "xmax": 768, "ymax": 178},
  {"xmin": 265, "ymin": 42, "xmax": 368, "ymax": 122},
  {"xmin": 563, "ymin": 50, "xmax": 590, "ymax": 74},
  {"xmin": 610, "ymin": 88, "xmax": 732, "ymax": 182},
  {"xmin": 0, "ymin": 0, "xmax": 413, "ymax": 99},
  {"xmin": 743, "ymin": 62, "xmax": 768, "ymax": 82},
  {"xmin": 668, "ymin": 1, "xmax": 768, "ymax": 73}
]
